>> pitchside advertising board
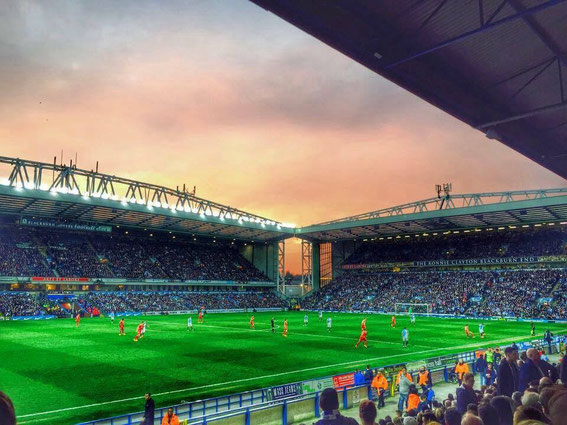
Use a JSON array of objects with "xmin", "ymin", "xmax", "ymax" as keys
[{"xmin": 266, "ymin": 383, "xmax": 303, "ymax": 401}]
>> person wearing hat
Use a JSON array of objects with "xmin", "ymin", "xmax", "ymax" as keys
[{"xmin": 314, "ymin": 388, "xmax": 359, "ymax": 425}]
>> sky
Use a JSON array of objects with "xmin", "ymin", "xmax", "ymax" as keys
[{"xmin": 1, "ymin": 0, "xmax": 565, "ymax": 274}]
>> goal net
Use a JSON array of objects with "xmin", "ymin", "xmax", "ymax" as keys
[{"xmin": 394, "ymin": 303, "xmax": 432, "ymax": 315}]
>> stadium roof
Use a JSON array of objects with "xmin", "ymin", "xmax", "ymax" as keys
[
  {"xmin": 0, "ymin": 157, "xmax": 294, "ymax": 242},
  {"xmin": 249, "ymin": 0, "xmax": 567, "ymax": 178},
  {"xmin": 295, "ymin": 188, "xmax": 567, "ymax": 242}
]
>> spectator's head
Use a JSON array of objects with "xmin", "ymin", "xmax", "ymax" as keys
[
  {"xmin": 548, "ymin": 391, "xmax": 567, "ymax": 425},
  {"xmin": 490, "ymin": 396, "xmax": 514, "ymax": 425},
  {"xmin": 403, "ymin": 417, "xmax": 417, "ymax": 425},
  {"xmin": 359, "ymin": 400, "xmax": 377, "ymax": 425},
  {"xmin": 466, "ymin": 404, "xmax": 478, "ymax": 416},
  {"xmin": 144, "ymin": 393, "xmax": 151, "ymax": 401},
  {"xmin": 320, "ymin": 388, "xmax": 339, "ymax": 412},
  {"xmin": 526, "ymin": 349, "xmax": 540, "ymax": 362},
  {"xmin": 458, "ymin": 358, "xmax": 464, "ymax": 365},
  {"xmin": 513, "ymin": 405, "xmax": 547, "ymax": 424},
  {"xmin": 0, "ymin": 391, "xmax": 16, "ymax": 425},
  {"xmin": 463, "ymin": 373, "xmax": 475, "ymax": 389},
  {"xmin": 461, "ymin": 413, "xmax": 483, "ymax": 425},
  {"xmin": 504, "ymin": 347, "xmax": 518, "ymax": 362},
  {"xmin": 444, "ymin": 407, "xmax": 461, "ymax": 425},
  {"xmin": 166, "ymin": 408, "xmax": 174, "ymax": 417},
  {"xmin": 540, "ymin": 385, "xmax": 567, "ymax": 415},
  {"xmin": 421, "ymin": 412, "xmax": 437, "ymax": 424},
  {"xmin": 478, "ymin": 403, "xmax": 498, "ymax": 425}
]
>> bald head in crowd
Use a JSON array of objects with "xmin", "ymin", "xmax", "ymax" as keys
[
  {"xmin": 526, "ymin": 348, "xmax": 540, "ymax": 361},
  {"xmin": 461, "ymin": 413, "xmax": 483, "ymax": 425}
]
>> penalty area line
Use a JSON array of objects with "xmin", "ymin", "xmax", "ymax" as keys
[{"xmin": 17, "ymin": 333, "xmax": 530, "ymax": 420}]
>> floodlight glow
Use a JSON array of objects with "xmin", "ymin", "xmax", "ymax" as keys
[
  {"xmin": 191, "ymin": 208, "xmax": 198, "ymax": 214},
  {"xmin": 130, "ymin": 197, "xmax": 136, "ymax": 203},
  {"xmin": 136, "ymin": 199, "xmax": 145, "ymax": 205},
  {"xmin": 39, "ymin": 184, "xmax": 49, "ymax": 191},
  {"xmin": 220, "ymin": 216, "xmax": 225, "ymax": 221},
  {"xmin": 24, "ymin": 182, "xmax": 35, "ymax": 189},
  {"xmin": 184, "ymin": 206, "xmax": 190, "ymax": 213},
  {"xmin": 170, "ymin": 207, "xmax": 177, "ymax": 213},
  {"xmin": 92, "ymin": 192, "xmax": 101, "ymax": 198},
  {"xmin": 101, "ymin": 193, "xmax": 109, "ymax": 199},
  {"xmin": 154, "ymin": 202, "xmax": 161, "ymax": 208},
  {"xmin": 110, "ymin": 195, "xmax": 119, "ymax": 201},
  {"xmin": 82, "ymin": 195, "xmax": 90, "ymax": 200},
  {"xmin": 0, "ymin": 178, "xmax": 9, "ymax": 186},
  {"xmin": 161, "ymin": 203, "xmax": 168, "ymax": 209},
  {"xmin": 199, "ymin": 213, "xmax": 205, "ymax": 218}
]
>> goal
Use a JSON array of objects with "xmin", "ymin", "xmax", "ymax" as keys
[{"xmin": 394, "ymin": 303, "xmax": 432, "ymax": 315}]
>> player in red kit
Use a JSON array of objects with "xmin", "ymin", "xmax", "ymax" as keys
[
  {"xmin": 361, "ymin": 318, "xmax": 367, "ymax": 330},
  {"xmin": 75, "ymin": 313, "xmax": 81, "ymax": 328},
  {"xmin": 282, "ymin": 319, "xmax": 288, "ymax": 338},
  {"xmin": 355, "ymin": 329, "xmax": 368, "ymax": 349},
  {"xmin": 119, "ymin": 318, "xmax": 125, "ymax": 336},
  {"xmin": 133, "ymin": 322, "xmax": 144, "ymax": 342},
  {"xmin": 391, "ymin": 315, "xmax": 396, "ymax": 328},
  {"xmin": 250, "ymin": 316, "xmax": 255, "ymax": 329},
  {"xmin": 198, "ymin": 311, "xmax": 204, "ymax": 324}
]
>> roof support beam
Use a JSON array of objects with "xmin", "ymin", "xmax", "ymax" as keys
[
  {"xmin": 384, "ymin": 0, "xmax": 565, "ymax": 69},
  {"xmin": 476, "ymin": 100, "xmax": 567, "ymax": 129}
]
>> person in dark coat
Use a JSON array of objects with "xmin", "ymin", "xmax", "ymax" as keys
[
  {"xmin": 363, "ymin": 365, "xmax": 374, "ymax": 383},
  {"xmin": 456, "ymin": 373, "xmax": 477, "ymax": 415},
  {"xmin": 314, "ymin": 388, "xmax": 359, "ymax": 425},
  {"xmin": 519, "ymin": 348, "xmax": 558, "ymax": 392},
  {"xmin": 476, "ymin": 354, "xmax": 487, "ymax": 386},
  {"xmin": 498, "ymin": 346, "xmax": 519, "ymax": 397},
  {"xmin": 141, "ymin": 393, "xmax": 155, "ymax": 425}
]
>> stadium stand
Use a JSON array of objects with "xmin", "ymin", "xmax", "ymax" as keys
[
  {"xmin": 303, "ymin": 226, "xmax": 567, "ymax": 319},
  {"xmin": 344, "ymin": 228, "xmax": 566, "ymax": 265},
  {"xmin": 0, "ymin": 292, "xmax": 44, "ymax": 317},
  {"xmin": 0, "ymin": 223, "xmax": 270, "ymax": 282}
]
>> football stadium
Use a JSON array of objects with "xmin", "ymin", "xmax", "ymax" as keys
[{"xmin": 1, "ymin": 2, "xmax": 567, "ymax": 425}]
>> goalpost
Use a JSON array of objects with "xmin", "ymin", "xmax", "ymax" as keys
[{"xmin": 394, "ymin": 303, "xmax": 432, "ymax": 316}]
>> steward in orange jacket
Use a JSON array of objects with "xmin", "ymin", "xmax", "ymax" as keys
[
  {"xmin": 454, "ymin": 359, "xmax": 469, "ymax": 385},
  {"xmin": 371, "ymin": 370, "xmax": 388, "ymax": 408}
]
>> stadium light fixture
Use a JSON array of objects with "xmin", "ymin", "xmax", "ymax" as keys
[
  {"xmin": 534, "ymin": 223, "xmax": 542, "ymax": 227},
  {"xmin": 548, "ymin": 222, "xmax": 555, "ymax": 226},
  {"xmin": 522, "ymin": 224, "xmax": 530, "ymax": 228}
]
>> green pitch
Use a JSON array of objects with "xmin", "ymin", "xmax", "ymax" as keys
[{"xmin": 1, "ymin": 312, "xmax": 564, "ymax": 425}]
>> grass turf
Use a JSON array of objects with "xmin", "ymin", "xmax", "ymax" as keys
[{"xmin": 1, "ymin": 311, "xmax": 564, "ymax": 425}]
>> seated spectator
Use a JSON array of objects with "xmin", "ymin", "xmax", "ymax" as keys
[
  {"xmin": 490, "ymin": 396, "xmax": 514, "ymax": 425},
  {"xmin": 314, "ymin": 388, "xmax": 359, "ymax": 425},
  {"xmin": 513, "ymin": 405, "xmax": 547, "ymax": 424},
  {"xmin": 444, "ymin": 407, "xmax": 461, "ymax": 425},
  {"xmin": 461, "ymin": 413, "xmax": 483, "ymax": 425},
  {"xmin": 359, "ymin": 400, "xmax": 377, "ymax": 425},
  {"xmin": 161, "ymin": 408, "xmax": 179, "ymax": 425}
]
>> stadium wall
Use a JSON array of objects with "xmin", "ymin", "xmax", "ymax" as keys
[{"xmin": 239, "ymin": 242, "xmax": 278, "ymax": 282}]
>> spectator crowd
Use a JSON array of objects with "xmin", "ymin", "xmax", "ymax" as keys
[
  {"xmin": 314, "ymin": 345, "xmax": 567, "ymax": 425},
  {"xmin": 0, "ymin": 224, "xmax": 270, "ymax": 282},
  {"xmin": 302, "ymin": 269, "xmax": 566, "ymax": 319}
]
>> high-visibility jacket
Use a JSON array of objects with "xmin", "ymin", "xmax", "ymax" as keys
[
  {"xmin": 455, "ymin": 363, "xmax": 469, "ymax": 379},
  {"xmin": 486, "ymin": 351, "xmax": 494, "ymax": 364},
  {"xmin": 396, "ymin": 371, "xmax": 413, "ymax": 385},
  {"xmin": 371, "ymin": 374, "xmax": 388, "ymax": 391},
  {"xmin": 407, "ymin": 394, "xmax": 420, "ymax": 412},
  {"xmin": 161, "ymin": 414, "xmax": 180, "ymax": 425},
  {"xmin": 418, "ymin": 371, "xmax": 430, "ymax": 387}
]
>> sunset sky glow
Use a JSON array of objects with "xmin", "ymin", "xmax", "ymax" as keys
[{"xmin": 1, "ymin": 0, "xmax": 565, "ymax": 273}]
